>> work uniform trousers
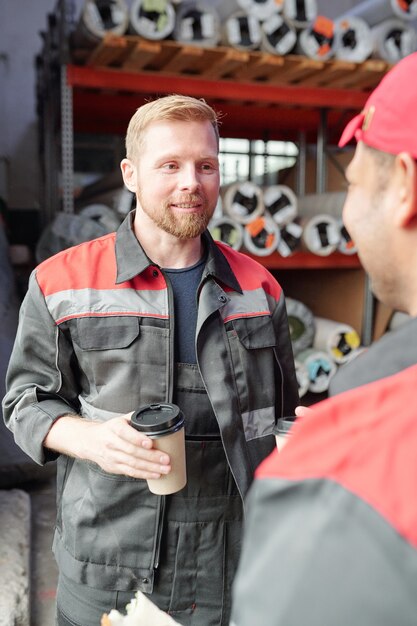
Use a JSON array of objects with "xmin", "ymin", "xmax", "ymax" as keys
[{"xmin": 57, "ymin": 363, "xmax": 244, "ymax": 626}]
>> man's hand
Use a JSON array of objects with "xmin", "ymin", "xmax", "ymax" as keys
[
  {"xmin": 43, "ymin": 413, "xmax": 171, "ymax": 480},
  {"xmin": 295, "ymin": 405, "xmax": 314, "ymax": 419}
]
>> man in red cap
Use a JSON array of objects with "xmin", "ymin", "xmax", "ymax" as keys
[
  {"xmin": 329, "ymin": 49, "xmax": 417, "ymax": 394},
  {"xmin": 230, "ymin": 52, "xmax": 417, "ymax": 626}
]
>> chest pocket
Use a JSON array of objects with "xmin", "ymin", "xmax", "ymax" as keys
[
  {"xmin": 73, "ymin": 316, "xmax": 140, "ymax": 350},
  {"xmin": 226, "ymin": 315, "xmax": 277, "ymax": 426},
  {"xmin": 68, "ymin": 315, "xmax": 168, "ymax": 413}
]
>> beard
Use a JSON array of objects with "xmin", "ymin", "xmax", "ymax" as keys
[{"xmin": 139, "ymin": 193, "xmax": 214, "ymax": 239}]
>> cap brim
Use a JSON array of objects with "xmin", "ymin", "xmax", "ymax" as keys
[{"xmin": 338, "ymin": 112, "xmax": 364, "ymax": 147}]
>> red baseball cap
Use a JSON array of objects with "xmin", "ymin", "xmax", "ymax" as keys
[{"xmin": 339, "ymin": 51, "xmax": 417, "ymax": 158}]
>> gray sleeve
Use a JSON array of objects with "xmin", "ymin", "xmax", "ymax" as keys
[
  {"xmin": 272, "ymin": 293, "xmax": 299, "ymax": 416},
  {"xmin": 231, "ymin": 478, "xmax": 417, "ymax": 626},
  {"xmin": 2, "ymin": 270, "xmax": 80, "ymax": 464}
]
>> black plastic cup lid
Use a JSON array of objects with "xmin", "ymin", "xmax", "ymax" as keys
[
  {"xmin": 273, "ymin": 416, "xmax": 297, "ymax": 436},
  {"xmin": 130, "ymin": 403, "xmax": 184, "ymax": 436}
]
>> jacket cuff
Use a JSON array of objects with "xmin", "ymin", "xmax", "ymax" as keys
[{"xmin": 14, "ymin": 399, "xmax": 78, "ymax": 465}]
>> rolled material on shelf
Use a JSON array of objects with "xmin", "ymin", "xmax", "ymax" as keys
[
  {"xmin": 285, "ymin": 297, "xmax": 316, "ymax": 357},
  {"xmin": 277, "ymin": 220, "xmax": 303, "ymax": 257},
  {"xmin": 208, "ymin": 216, "xmax": 244, "ymax": 250},
  {"xmin": 297, "ymin": 191, "xmax": 347, "ymax": 220},
  {"xmin": 334, "ymin": 16, "xmax": 373, "ymax": 62},
  {"xmin": 263, "ymin": 184, "xmax": 298, "ymax": 227},
  {"xmin": 261, "ymin": 13, "xmax": 297, "ymax": 55},
  {"xmin": 222, "ymin": 181, "xmax": 264, "ymax": 224},
  {"xmin": 173, "ymin": 2, "xmax": 221, "ymax": 47},
  {"xmin": 223, "ymin": 11, "xmax": 263, "ymax": 51},
  {"xmin": 338, "ymin": 0, "xmax": 417, "ymax": 28},
  {"xmin": 313, "ymin": 316, "xmax": 361, "ymax": 364},
  {"xmin": 371, "ymin": 18, "xmax": 417, "ymax": 63},
  {"xmin": 36, "ymin": 207, "xmax": 120, "ymax": 263},
  {"xmin": 129, "ymin": 0, "xmax": 176, "ymax": 40},
  {"xmin": 237, "ymin": 0, "xmax": 283, "ymax": 21},
  {"xmin": 294, "ymin": 359, "xmax": 310, "ymax": 398},
  {"xmin": 79, "ymin": 203, "xmax": 122, "ymax": 232},
  {"xmin": 297, "ymin": 16, "xmax": 337, "ymax": 60},
  {"xmin": 73, "ymin": 0, "xmax": 129, "ymax": 46},
  {"xmin": 297, "ymin": 348, "xmax": 337, "ymax": 393},
  {"xmin": 301, "ymin": 213, "xmax": 340, "ymax": 256},
  {"xmin": 337, "ymin": 220, "xmax": 357, "ymax": 255},
  {"xmin": 283, "ymin": 0, "xmax": 317, "ymax": 29},
  {"xmin": 243, "ymin": 214, "xmax": 280, "ymax": 256}
]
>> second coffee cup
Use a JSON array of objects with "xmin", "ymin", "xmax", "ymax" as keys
[
  {"xmin": 130, "ymin": 403, "xmax": 187, "ymax": 495},
  {"xmin": 273, "ymin": 416, "xmax": 297, "ymax": 452}
]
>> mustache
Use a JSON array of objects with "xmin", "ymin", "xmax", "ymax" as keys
[{"xmin": 170, "ymin": 194, "xmax": 204, "ymax": 204}]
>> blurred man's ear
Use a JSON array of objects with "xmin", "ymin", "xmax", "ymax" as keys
[
  {"xmin": 393, "ymin": 153, "xmax": 417, "ymax": 228},
  {"xmin": 120, "ymin": 159, "xmax": 137, "ymax": 193}
]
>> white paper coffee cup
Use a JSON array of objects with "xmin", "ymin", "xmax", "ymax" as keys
[{"xmin": 131, "ymin": 403, "xmax": 187, "ymax": 495}]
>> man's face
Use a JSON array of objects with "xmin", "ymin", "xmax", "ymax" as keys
[
  {"xmin": 343, "ymin": 141, "xmax": 398, "ymax": 307},
  {"xmin": 131, "ymin": 119, "xmax": 220, "ymax": 240}
]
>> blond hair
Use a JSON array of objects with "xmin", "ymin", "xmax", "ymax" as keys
[{"xmin": 125, "ymin": 95, "xmax": 220, "ymax": 161}]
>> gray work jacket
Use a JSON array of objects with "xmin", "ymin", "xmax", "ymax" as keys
[{"xmin": 3, "ymin": 212, "xmax": 298, "ymax": 591}]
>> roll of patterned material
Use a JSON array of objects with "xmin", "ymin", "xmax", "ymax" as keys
[
  {"xmin": 337, "ymin": 219, "xmax": 357, "ymax": 256},
  {"xmin": 173, "ymin": 2, "xmax": 221, "ymax": 47},
  {"xmin": 297, "ymin": 348, "xmax": 337, "ymax": 393},
  {"xmin": 285, "ymin": 297, "xmax": 316, "ymax": 357},
  {"xmin": 277, "ymin": 221, "xmax": 303, "ymax": 257},
  {"xmin": 284, "ymin": 0, "xmax": 317, "ymax": 28},
  {"xmin": 301, "ymin": 213, "xmax": 340, "ymax": 256},
  {"xmin": 129, "ymin": 0, "xmax": 176, "ymax": 40},
  {"xmin": 263, "ymin": 185, "xmax": 298, "ymax": 227},
  {"xmin": 223, "ymin": 11, "xmax": 263, "ymax": 51},
  {"xmin": 371, "ymin": 18, "xmax": 417, "ymax": 63},
  {"xmin": 334, "ymin": 16, "xmax": 373, "ymax": 62},
  {"xmin": 261, "ymin": 12, "xmax": 297, "ymax": 55},
  {"xmin": 209, "ymin": 216, "xmax": 244, "ymax": 250},
  {"xmin": 313, "ymin": 316, "xmax": 361, "ymax": 365},
  {"xmin": 297, "ymin": 15, "xmax": 337, "ymax": 61},
  {"xmin": 73, "ymin": 0, "xmax": 129, "ymax": 46},
  {"xmin": 223, "ymin": 181, "xmax": 264, "ymax": 225},
  {"xmin": 243, "ymin": 213, "xmax": 280, "ymax": 256},
  {"xmin": 337, "ymin": 0, "xmax": 417, "ymax": 27},
  {"xmin": 237, "ymin": 0, "xmax": 283, "ymax": 21}
]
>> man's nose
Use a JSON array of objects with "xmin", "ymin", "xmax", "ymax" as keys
[{"xmin": 178, "ymin": 165, "xmax": 200, "ymax": 191}]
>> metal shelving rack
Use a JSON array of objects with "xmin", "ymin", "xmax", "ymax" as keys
[{"xmin": 36, "ymin": 0, "xmax": 391, "ymax": 344}]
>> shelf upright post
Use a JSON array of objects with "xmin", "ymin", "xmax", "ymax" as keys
[
  {"xmin": 316, "ymin": 108, "xmax": 327, "ymax": 193},
  {"xmin": 59, "ymin": 0, "xmax": 76, "ymax": 214},
  {"xmin": 60, "ymin": 65, "xmax": 74, "ymax": 214},
  {"xmin": 296, "ymin": 131, "xmax": 306, "ymax": 196}
]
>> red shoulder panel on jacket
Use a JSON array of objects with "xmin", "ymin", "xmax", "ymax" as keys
[
  {"xmin": 257, "ymin": 363, "xmax": 417, "ymax": 548},
  {"xmin": 216, "ymin": 242, "xmax": 282, "ymax": 300}
]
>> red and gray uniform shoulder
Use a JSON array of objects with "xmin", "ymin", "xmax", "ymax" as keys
[
  {"xmin": 257, "ymin": 362, "xmax": 417, "ymax": 548},
  {"xmin": 230, "ymin": 364, "xmax": 417, "ymax": 626},
  {"xmin": 35, "ymin": 232, "xmax": 116, "ymax": 296},
  {"xmin": 214, "ymin": 240, "xmax": 283, "ymax": 302}
]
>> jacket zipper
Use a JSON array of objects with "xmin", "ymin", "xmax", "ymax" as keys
[{"xmin": 152, "ymin": 267, "xmax": 174, "ymax": 570}]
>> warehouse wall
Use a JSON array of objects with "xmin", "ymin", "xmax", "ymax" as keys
[{"xmin": 0, "ymin": 0, "xmax": 366, "ymax": 211}]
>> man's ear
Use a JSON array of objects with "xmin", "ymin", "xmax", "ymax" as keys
[
  {"xmin": 394, "ymin": 152, "xmax": 417, "ymax": 228},
  {"xmin": 120, "ymin": 158, "xmax": 137, "ymax": 193}
]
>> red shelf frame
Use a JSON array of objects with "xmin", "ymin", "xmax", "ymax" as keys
[{"xmin": 244, "ymin": 251, "xmax": 361, "ymax": 269}]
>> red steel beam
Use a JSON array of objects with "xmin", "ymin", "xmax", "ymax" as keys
[
  {"xmin": 67, "ymin": 64, "xmax": 369, "ymax": 110},
  {"xmin": 72, "ymin": 89, "xmax": 353, "ymax": 142}
]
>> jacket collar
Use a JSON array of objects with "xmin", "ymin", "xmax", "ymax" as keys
[{"xmin": 115, "ymin": 210, "xmax": 242, "ymax": 294}]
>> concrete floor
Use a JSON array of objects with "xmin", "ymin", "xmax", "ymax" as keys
[
  {"xmin": 29, "ymin": 472, "xmax": 59, "ymax": 626},
  {"xmin": 0, "ymin": 415, "xmax": 58, "ymax": 626}
]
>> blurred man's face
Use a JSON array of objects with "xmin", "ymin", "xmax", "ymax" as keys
[
  {"xmin": 343, "ymin": 141, "xmax": 399, "ymax": 308},
  {"xmin": 133, "ymin": 119, "xmax": 220, "ymax": 240}
]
